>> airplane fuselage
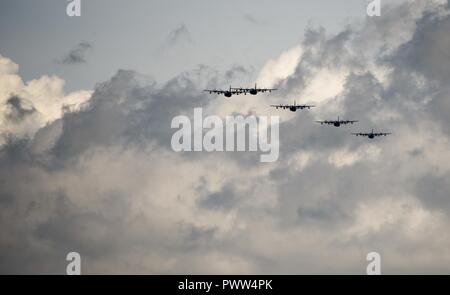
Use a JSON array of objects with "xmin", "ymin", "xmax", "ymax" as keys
[
  {"xmin": 334, "ymin": 122, "xmax": 341, "ymax": 127},
  {"xmin": 368, "ymin": 134, "xmax": 375, "ymax": 139},
  {"xmin": 290, "ymin": 107, "xmax": 297, "ymax": 112},
  {"xmin": 250, "ymin": 89, "xmax": 257, "ymax": 95},
  {"xmin": 224, "ymin": 92, "xmax": 232, "ymax": 97}
]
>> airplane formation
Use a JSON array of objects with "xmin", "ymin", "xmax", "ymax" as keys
[
  {"xmin": 204, "ymin": 83, "xmax": 277, "ymax": 98},
  {"xmin": 204, "ymin": 84, "xmax": 391, "ymax": 139}
]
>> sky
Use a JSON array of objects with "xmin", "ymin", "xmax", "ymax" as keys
[
  {"xmin": 2, "ymin": 0, "xmax": 450, "ymax": 274},
  {"xmin": 1, "ymin": 0, "xmax": 379, "ymax": 91}
]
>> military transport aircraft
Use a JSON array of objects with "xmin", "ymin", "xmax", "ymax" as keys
[
  {"xmin": 316, "ymin": 117, "xmax": 358, "ymax": 127},
  {"xmin": 352, "ymin": 129, "xmax": 391, "ymax": 139},
  {"xmin": 204, "ymin": 86, "xmax": 243, "ymax": 98},
  {"xmin": 232, "ymin": 83, "xmax": 277, "ymax": 95},
  {"xmin": 270, "ymin": 101, "xmax": 315, "ymax": 112}
]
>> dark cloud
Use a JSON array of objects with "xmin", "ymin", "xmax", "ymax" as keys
[
  {"xmin": 297, "ymin": 202, "xmax": 349, "ymax": 226},
  {"xmin": 60, "ymin": 41, "xmax": 93, "ymax": 65},
  {"xmin": 5, "ymin": 95, "xmax": 36, "ymax": 123},
  {"xmin": 243, "ymin": 14, "xmax": 268, "ymax": 26},
  {"xmin": 198, "ymin": 184, "xmax": 238, "ymax": 211},
  {"xmin": 415, "ymin": 173, "xmax": 450, "ymax": 213},
  {"xmin": 391, "ymin": 12, "xmax": 450, "ymax": 83},
  {"xmin": 224, "ymin": 65, "xmax": 251, "ymax": 81},
  {"xmin": 167, "ymin": 24, "xmax": 194, "ymax": 46}
]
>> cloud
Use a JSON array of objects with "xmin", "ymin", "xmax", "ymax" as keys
[
  {"xmin": 167, "ymin": 24, "xmax": 194, "ymax": 46},
  {"xmin": 0, "ymin": 54, "xmax": 19, "ymax": 74},
  {"xmin": 60, "ymin": 41, "xmax": 93, "ymax": 65},
  {"xmin": 328, "ymin": 144, "xmax": 381, "ymax": 168},
  {"xmin": 4, "ymin": 95, "xmax": 36, "ymax": 123},
  {"xmin": 224, "ymin": 65, "xmax": 251, "ymax": 81},
  {"xmin": 243, "ymin": 14, "xmax": 268, "ymax": 26},
  {"xmin": 0, "ymin": 54, "xmax": 92, "ymax": 146},
  {"xmin": 2, "ymin": 0, "xmax": 450, "ymax": 274},
  {"xmin": 256, "ymin": 46, "xmax": 303, "ymax": 88}
]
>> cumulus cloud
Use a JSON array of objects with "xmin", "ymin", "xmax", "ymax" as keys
[
  {"xmin": 1, "ymin": 0, "xmax": 450, "ymax": 274},
  {"xmin": 257, "ymin": 46, "xmax": 303, "ymax": 89},
  {"xmin": 0, "ymin": 54, "xmax": 92, "ymax": 146}
]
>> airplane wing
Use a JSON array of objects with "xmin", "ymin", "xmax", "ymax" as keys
[
  {"xmin": 316, "ymin": 120, "xmax": 332, "ymax": 124},
  {"xmin": 271, "ymin": 104, "xmax": 314, "ymax": 110},
  {"xmin": 296, "ymin": 105, "xmax": 315, "ymax": 109},
  {"xmin": 231, "ymin": 87, "xmax": 254, "ymax": 93},
  {"xmin": 374, "ymin": 132, "xmax": 391, "ymax": 136},
  {"xmin": 257, "ymin": 88, "xmax": 278, "ymax": 92},
  {"xmin": 342, "ymin": 120, "xmax": 358, "ymax": 124},
  {"xmin": 204, "ymin": 89, "xmax": 224, "ymax": 94},
  {"xmin": 270, "ymin": 104, "xmax": 289, "ymax": 109},
  {"xmin": 234, "ymin": 87, "xmax": 278, "ymax": 93},
  {"xmin": 352, "ymin": 132, "xmax": 368, "ymax": 136},
  {"xmin": 231, "ymin": 89, "xmax": 244, "ymax": 94}
]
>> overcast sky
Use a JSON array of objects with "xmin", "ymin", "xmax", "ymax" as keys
[{"xmin": 2, "ymin": 0, "xmax": 450, "ymax": 274}]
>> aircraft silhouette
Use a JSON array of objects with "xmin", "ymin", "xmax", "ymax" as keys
[
  {"xmin": 271, "ymin": 100, "xmax": 315, "ymax": 112},
  {"xmin": 316, "ymin": 116, "xmax": 358, "ymax": 127},
  {"xmin": 352, "ymin": 129, "xmax": 391, "ymax": 139},
  {"xmin": 232, "ymin": 83, "xmax": 277, "ymax": 95},
  {"xmin": 204, "ymin": 86, "xmax": 244, "ymax": 98}
]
